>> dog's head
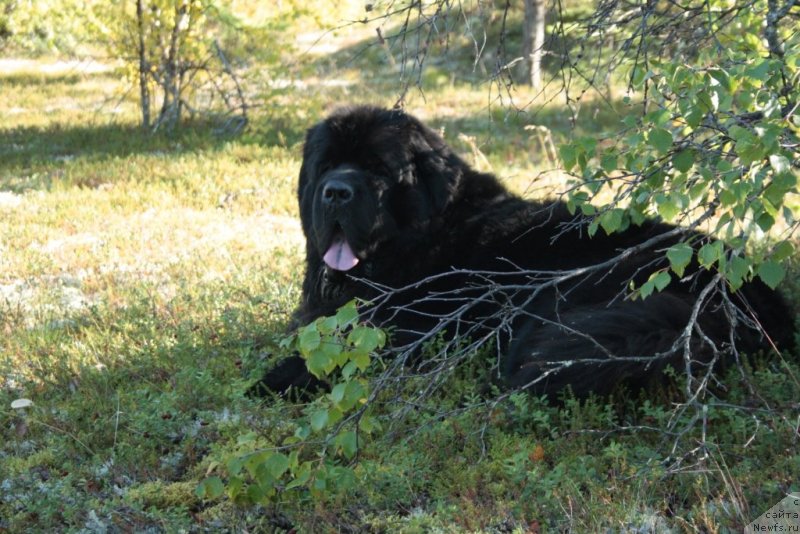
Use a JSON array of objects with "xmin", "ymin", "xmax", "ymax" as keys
[{"xmin": 297, "ymin": 106, "xmax": 465, "ymax": 274}]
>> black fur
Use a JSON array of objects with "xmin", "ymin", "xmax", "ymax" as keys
[{"xmin": 254, "ymin": 105, "xmax": 795, "ymax": 398}]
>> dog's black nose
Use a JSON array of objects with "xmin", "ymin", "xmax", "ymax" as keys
[{"xmin": 321, "ymin": 180, "xmax": 354, "ymax": 206}]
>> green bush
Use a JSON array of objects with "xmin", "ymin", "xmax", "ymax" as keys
[{"xmin": 197, "ymin": 300, "xmax": 386, "ymax": 505}]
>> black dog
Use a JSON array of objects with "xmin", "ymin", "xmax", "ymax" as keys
[{"xmin": 254, "ymin": 106, "xmax": 794, "ymax": 397}]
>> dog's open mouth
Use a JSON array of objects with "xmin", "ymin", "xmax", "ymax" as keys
[{"xmin": 323, "ymin": 231, "xmax": 360, "ymax": 271}]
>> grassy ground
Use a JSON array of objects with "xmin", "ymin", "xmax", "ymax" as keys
[{"xmin": 1, "ymin": 48, "xmax": 798, "ymax": 533}]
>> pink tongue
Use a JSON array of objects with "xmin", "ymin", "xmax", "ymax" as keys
[{"xmin": 323, "ymin": 238, "xmax": 359, "ymax": 271}]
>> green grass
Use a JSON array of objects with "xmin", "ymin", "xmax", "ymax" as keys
[{"xmin": 1, "ymin": 54, "xmax": 798, "ymax": 533}]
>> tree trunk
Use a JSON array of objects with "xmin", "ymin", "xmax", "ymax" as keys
[
  {"xmin": 522, "ymin": 0, "xmax": 546, "ymax": 88},
  {"xmin": 135, "ymin": 0, "xmax": 150, "ymax": 129},
  {"xmin": 159, "ymin": 3, "xmax": 188, "ymax": 130}
]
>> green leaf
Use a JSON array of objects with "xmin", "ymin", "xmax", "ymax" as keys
[
  {"xmin": 245, "ymin": 451, "xmax": 271, "ymax": 478},
  {"xmin": 335, "ymin": 301, "xmax": 359, "ymax": 328},
  {"xmin": 645, "ymin": 108, "xmax": 671, "ymax": 126},
  {"xmin": 294, "ymin": 424, "xmax": 311, "ymax": 440},
  {"xmin": 647, "ymin": 128, "xmax": 673, "ymax": 155},
  {"xmin": 246, "ymin": 483, "xmax": 270, "ymax": 503},
  {"xmin": 783, "ymin": 205, "xmax": 796, "ymax": 224},
  {"xmin": 344, "ymin": 380, "xmax": 366, "ymax": 407},
  {"xmin": 746, "ymin": 59, "xmax": 772, "ymax": 81},
  {"xmin": 263, "ymin": 453, "xmax": 290, "ymax": 480},
  {"xmin": 737, "ymin": 139, "xmax": 766, "ymax": 165},
  {"xmin": 764, "ymin": 181, "xmax": 792, "ymax": 207},
  {"xmin": 317, "ymin": 316, "xmax": 338, "ymax": 335},
  {"xmin": 639, "ymin": 270, "xmax": 671, "ymax": 299},
  {"xmin": 639, "ymin": 279, "xmax": 655, "ymax": 300},
  {"xmin": 559, "ymin": 144, "xmax": 577, "ymax": 171},
  {"xmin": 698, "ymin": 241, "xmax": 723, "ymax": 268},
  {"xmin": 728, "ymin": 125, "xmax": 752, "ymax": 144},
  {"xmin": 236, "ymin": 432, "xmax": 257, "ymax": 445},
  {"xmin": 306, "ymin": 349, "xmax": 332, "ymax": 378},
  {"xmin": 327, "ymin": 406, "xmax": 343, "ymax": 425},
  {"xmin": 347, "ymin": 326, "xmax": 382, "ymax": 352},
  {"xmin": 735, "ymin": 88, "xmax": 754, "ymax": 110},
  {"xmin": 341, "ymin": 360, "xmax": 358, "ymax": 380},
  {"xmin": 337, "ymin": 431, "xmax": 359, "ymax": 459},
  {"xmin": 577, "ymin": 136, "xmax": 598, "ymax": 154},
  {"xmin": 227, "ymin": 476, "xmax": 244, "ymax": 499},
  {"xmin": 684, "ymin": 105, "xmax": 704, "ymax": 129},
  {"xmin": 756, "ymin": 212, "xmax": 775, "ymax": 232},
  {"xmin": 323, "ymin": 339, "xmax": 346, "ymax": 362},
  {"xmin": 279, "ymin": 334, "xmax": 295, "ymax": 349},
  {"xmin": 310, "ymin": 409, "xmax": 329, "ymax": 432},
  {"xmin": 566, "ymin": 198, "xmax": 577, "ymax": 215},
  {"xmin": 227, "ymin": 456, "xmax": 245, "ymax": 477},
  {"xmin": 353, "ymin": 350, "xmax": 371, "ymax": 371},
  {"xmin": 656, "ymin": 196, "xmax": 680, "ymax": 222},
  {"xmin": 601, "ymin": 153, "xmax": 618, "ymax": 173},
  {"xmin": 708, "ymin": 68, "xmax": 732, "ymax": 92},
  {"xmin": 666, "ymin": 243, "xmax": 693, "ymax": 277},
  {"xmin": 286, "ymin": 463, "xmax": 312, "ymax": 490},
  {"xmin": 653, "ymin": 271, "xmax": 671, "ymax": 292},
  {"xmin": 719, "ymin": 189, "xmax": 736, "ymax": 207},
  {"xmin": 312, "ymin": 475, "xmax": 327, "ymax": 494},
  {"xmin": 672, "ymin": 65, "xmax": 690, "ymax": 86},
  {"xmin": 769, "ymin": 154, "xmax": 791, "ymax": 175},
  {"xmin": 672, "ymin": 150, "xmax": 694, "ymax": 172},
  {"xmin": 196, "ymin": 476, "xmax": 224, "ymax": 500},
  {"xmin": 599, "ymin": 209, "xmax": 623, "ymax": 235},
  {"xmin": 631, "ymin": 64, "xmax": 648, "ymax": 87},
  {"xmin": 757, "ymin": 260, "xmax": 785, "ymax": 289},
  {"xmin": 330, "ymin": 383, "xmax": 346, "ymax": 404},
  {"xmin": 360, "ymin": 415, "xmax": 381, "ymax": 434},
  {"xmin": 298, "ymin": 325, "xmax": 321, "ymax": 354},
  {"xmin": 333, "ymin": 380, "xmax": 366, "ymax": 411},
  {"xmin": 696, "ymin": 90, "xmax": 715, "ymax": 113},
  {"xmin": 329, "ymin": 465, "xmax": 357, "ymax": 491},
  {"xmin": 772, "ymin": 241, "xmax": 795, "ymax": 262},
  {"xmin": 726, "ymin": 256, "xmax": 751, "ymax": 290}
]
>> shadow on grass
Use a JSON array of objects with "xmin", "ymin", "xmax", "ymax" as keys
[
  {"xmin": 0, "ymin": 93, "xmax": 629, "ymax": 195},
  {"xmin": 300, "ymin": 9, "xmax": 631, "ymax": 154},
  {"xmin": 0, "ymin": 71, "xmax": 91, "ymax": 87},
  {"xmin": 0, "ymin": 115, "xmax": 310, "ymax": 192},
  {"xmin": 429, "ymin": 99, "xmax": 627, "ymax": 147},
  {"xmin": 0, "ymin": 63, "xmax": 315, "ymax": 193},
  {"xmin": 309, "ymin": 3, "xmax": 601, "ymax": 94},
  {"xmin": 0, "ymin": 123, "xmax": 215, "ymax": 191}
]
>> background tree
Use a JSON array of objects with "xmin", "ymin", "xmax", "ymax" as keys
[
  {"xmin": 522, "ymin": 0, "xmax": 547, "ymax": 88},
  {"xmin": 93, "ymin": 0, "xmax": 257, "ymax": 133},
  {"xmin": 0, "ymin": 0, "xmax": 91, "ymax": 54}
]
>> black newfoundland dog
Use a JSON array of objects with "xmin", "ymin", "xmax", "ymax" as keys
[{"xmin": 256, "ymin": 105, "xmax": 795, "ymax": 398}]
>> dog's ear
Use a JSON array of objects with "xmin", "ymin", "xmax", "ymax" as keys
[
  {"xmin": 406, "ymin": 120, "xmax": 465, "ymax": 213},
  {"xmin": 298, "ymin": 123, "xmax": 324, "ymax": 195},
  {"xmin": 297, "ymin": 122, "xmax": 330, "ymax": 240}
]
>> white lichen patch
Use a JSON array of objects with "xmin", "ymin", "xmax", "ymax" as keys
[{"xmin": 0, "ymin": 192, "xmax": 23, "ymax": 209}]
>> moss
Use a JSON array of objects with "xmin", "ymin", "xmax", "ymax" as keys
[{"xmin": 125, "ymin": 481, "xmax": 199, "ymax": 510}]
